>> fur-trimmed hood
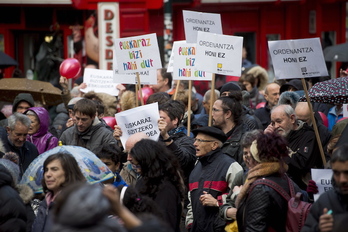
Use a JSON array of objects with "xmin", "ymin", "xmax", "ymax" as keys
[
  {"xmin": 244, "ymin": 65, "xmax": 269, "ymax": 91},
  {"xmin": 16, "ymin": 184, "xmax": 34, "ymax": 204}
]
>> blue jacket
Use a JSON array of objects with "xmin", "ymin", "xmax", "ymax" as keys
[{"xmin": 327, "ymin": 106, "xmax": 343, "ymax": 132}]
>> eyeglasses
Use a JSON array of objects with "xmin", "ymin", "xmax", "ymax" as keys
[{"xmin": 194, "ymin": 138, "xmax": 216, "ymax": 143}]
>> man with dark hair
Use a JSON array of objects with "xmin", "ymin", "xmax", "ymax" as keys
[
  {"xmin": 302, "ymin": 144, "xmax": 348, "ymax": 232},
  {"xmin": 158, "ymin": 100, "xmax": 196, "ymax": 182},
  {"xmin": 0, "ymin": 113, "xmax": 39, "ymax": 176},
  {"xmin": 150, "ymin": 68, "xmax": 173, "ymax": 93},
  {"xmin": 59, "ymin": 98, "xmax": 117, "ymax": 154},
  {"xmin": 212, "ymin": 95, "xmax": 249, "ymax": 169}
]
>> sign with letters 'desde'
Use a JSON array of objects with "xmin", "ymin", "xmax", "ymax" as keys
[
  {"xmin": 81, "ymin": 68, "xmax": 119, "ymax": 96},
  {"xmin": 114, "ymin": 33, "xmax": 162, "ymax": 73},
  {"xmin": 195, "ymin": 31, "xmax": 243, "ymax": 76},
  {"xmin": 172, "ymin": 41, "xmax": 213, "ymax": 81},
  {"xmin": 268, "ymin": 38, "xmax": 328, "ymax": 79},
  {"xmin": 115, "ymin": 103, "xmax": 160, "ymax": 148},
  {"xmin": 183, "ymin": 10, "xmax": 222, "ymax": 43},
  {"xmin": 311, "ymin": 168, "xmax": 333, "ymax": 201}
]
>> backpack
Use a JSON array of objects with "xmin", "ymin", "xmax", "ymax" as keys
[{"xmin": 249, "ymin": 175, "xmax": 312, "ymax": 232}]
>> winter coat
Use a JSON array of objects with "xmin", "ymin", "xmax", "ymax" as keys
[
  {"xmin": 26, "ymin": 107, "xmax": 58, "ymax": 154},
  {"xmin": 136, "ymin": 178, "xmax": 182, "ymax": 232},
  {"xmin": 0, "ymin": 165, "xmax": 27, "ymax": 232},
  {"xmin": 32, "ymin": 195, "xmax": 53, "ymax": 232},
  {"xmin": 59, "ymin": 117, "xmax": 117, "ymax": 154},
  {"xmin": 327, "ymin": 106, "xmax": 343, "ymax": 132},
  {"xmin": 254, "ymin": 102, "xmax": 272, "ymax": 130},
  {"xmin": 285, "ymin": 121, "xmax": 320, "ymax": 190},
  {"xmin": 186, "ymin": 149, "xmax": 243, "ymax": 232},
  {"xmin": 236, "ymin": 174, "xmax": 303, "ymax": 232},
  {"xmin": 221, "ymin": 123, "xmax": 249, "ymax": 170},
  {"xmin": 301, "ymin": 189, "xmax": 348, "ymax": 232},
  {"xmin": 52, "ymin": 103, "xmax": 69, "ymax": 138}
]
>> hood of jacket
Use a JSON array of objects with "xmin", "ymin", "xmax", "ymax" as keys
[
  {"xmin": 25, "ymin": 107, "xmax": 50, "ymax": 137},
  {"xmin": 12, "ymin": 93, "xmax": 35, "ymax": 113}
]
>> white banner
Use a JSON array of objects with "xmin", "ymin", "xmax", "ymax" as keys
[
  {"xmin": 183, "ymin": 10, "xmax": 222, "ymax": 43},
  {"xmin": 172, "ymin": 41, "xmax": 213, "ymax": 81},
  {"xmin": 115, "ymin": 103, "xmax": 160, "ymax": 148},
  {"xmin": 195, "ymin": 31, "xmax": 243, "ymax": 76},
  {"xmin": 167, "ymin": 40, "xmax": 185, "ymax": 73},
  {"xmin": 268, "ymin": 38, "xmax": 329, "ymax": 79},
  {"xmin": 113, "ymin": 69, "xmax": 157, "ymax": 85},
  {"xmin": 80, "ymin": 68, "xmax": 119, "ymax": 96},
  {"xmin": 311, "ymin": 168, "xmax": 333, "ymax": 201},
  {"xmin": 114, "ymin": 33, "xmax": 162, "ymax": 73}
]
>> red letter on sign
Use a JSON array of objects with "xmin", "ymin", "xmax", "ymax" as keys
[{"xmin": 104, "ymin": 10, "xmax": 114, "ymax": 20}]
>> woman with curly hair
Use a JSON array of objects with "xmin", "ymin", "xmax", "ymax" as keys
[
  {"xmin": 235, "ymin": 131, "xmax": 307, "ymax": 232},
  {"xmin": 129, "ymin": 139, "xmax": 185, "ymax": 232}
]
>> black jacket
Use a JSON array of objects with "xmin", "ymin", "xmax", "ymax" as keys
[
  {"xmin": 0, "ymin": 166, "xmax": 27, "ymax": 232},
  {"xmin": 254, "ymin": 103, "xmax": 272, "ymax": 130},
  {"xmin": 221, "ymin": 123, "xmax": 249, "ymax": 170},
  {"xmin": 237, "ymin": 174, "xmax": 303, "ymax": 232},
  {"xmin": 301, "ymin": 189, "xmax": 348, "ymax": 232},
  {"xmin": 285, "ymin": 122, "xmax": 320, "ymax": 190}
]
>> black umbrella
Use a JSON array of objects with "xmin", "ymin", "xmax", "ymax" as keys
[
  {"xmin": 0, "ymin": 51, "xmax": 18, "ymax": 68},
  {"xmin": 323, "ymin": 42, "xmax": 348, "ymax": 62}
]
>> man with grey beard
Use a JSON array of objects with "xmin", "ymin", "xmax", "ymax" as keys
[{"xmin": 265, "ymin": 104, "xmax": 320, "ymax": 190}]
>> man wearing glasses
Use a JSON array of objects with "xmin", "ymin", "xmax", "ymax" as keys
[
  {"xmin": 212, "ymin": 94, "xmax": 250, "ymax": 169},
  {"xmin": 186, "ymin": 126, "xmax": 243, "ymax": 232}
]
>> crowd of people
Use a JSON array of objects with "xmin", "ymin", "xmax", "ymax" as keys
[{"xmin": 0, "ymin": 64, "xmax": 347, "ymax": 232}]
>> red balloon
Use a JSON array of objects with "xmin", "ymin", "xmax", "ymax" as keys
[
  {"xmin": 139, "ymin": 86, "xmax": 154, "ymax": 103},
  {"xmin": 103, "ymin": 116, "xmax": 117, "ymax": 129},
  {"xmin": 59, "ymin": 58, "xmax": 81, "ymax": 79}
]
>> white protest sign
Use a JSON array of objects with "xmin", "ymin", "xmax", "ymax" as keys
[
  {"xmin": 115, "ymin": 102, "xmax": 160, "ymax": 148},
  {"xmin": 311, "ymin": 168, "xmax": 333, "ymax": 201},
  {"xmin": 172, "ymin": 41, "xmax": 213, "ymax": 81},
  {"xmin": 113, "ymin": 69, "xmax": 157, "ymax": 85},
  {"xmin": 183, "ymin": 10, "xmax": 222, "ymax": 43},
  {"xmin": 195, "ymin": 31, "xmax": 243, "ymax": 76},
  {"xmin": 114, "ymin": 33, "xmax": 162, "ymax": 73},
  {"xmin": 343, "ymin": 104, "xmax": 348, "ymax": 117},
  {"xmin": 268, "ymin": 38, "xmax": 329, "ymax": 79},
  {"xmin": 80, "ymin": 68, "xmax": 119, "ymax": 96},
  {"xmin": 167, "ymin": 40, "xmax": 185, "ymax": 73}
]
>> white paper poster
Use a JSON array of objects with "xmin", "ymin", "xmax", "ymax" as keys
[
  {"xmin": 311, "ymin": 168, "xmax": 333, "ymax": 201},
  {"xmin": 172, "ymin": 41, "xmax": 213, "ymax": 81},
  {"xmin": 80, "ymin": 68, "xmax": 119, "ymax": 96},
  {"xmin": 114, "ymin": 33, "xmax": 162, "ymax": 73},
  {"xmin": 167, "ymin": 40, "xmax": 185, "ymax": 73},
  {"xmin": 195, "ymin": 31, "xmax": 243, "ymax": 76},
  {"xmin": 183, "ymin": 10, "xmax": 222, "ymax": 43},
  {"xmin": 113, "ymin": 69, "xmax": 157, "ymax": 85},
  {"xmin": 115, "ymin": 103, "xmax": 160, "ymax": 148},
  {"xmin": 268, "ymin": 38, "xmax": 329, "ymax": 79},
  {"xmin": 343, "ymin": 104, "xmax": 348, "ymax": 117}
]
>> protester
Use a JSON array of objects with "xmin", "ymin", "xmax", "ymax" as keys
[
  {"xmin": 59, "ymin": 98, "xmax": 117, "ymax": 154},
  {"xmin": 0, "ymin": 156, "xmax": 35, "ymax": 232},
  {"xmin": 0, "ymin": 93, "xmax": 35, "ymax": 128},
  {"xmin": 219, "ymin": 130, "xmax": 261, "ymax": 223},
  {"xmin": 25, "ymin": 107, "xmax": 58, "ymax": 154},
  {"xmin": 265, "ymin": 104, "xmax": 320, "ymax": 190},
  {"xmin": 32, "ymin": 153, "xmax": 86, "ymax": 232},
  {"xmin": 328, "ymin": 104, "xmax": 343, "ymax": 132},
  {"xmin": 150, "ymin": 68, "xmax": 172, "ymax": 94},
  {"xmin": 301, "ymin": 144, "xmax": 348, "ymax": 232},
  {"xmin": 158, "ymin": 100, "xmax": 196, "ymax": 183},
  {"xmin": 51, "ymin": 183, "xmax": 126, "ymax": 232},
  {"xmin": 186, "ymin": 126, "xmax": 243, "ymax": 232},
  {"xmin": 254, "ymin": 82, "xmax": 280, "ymax": 130},
  {"xmin": 235, "ymin": 131, "xmax": 305, "ymax": 231},
  {"xmin": 212, "ymin": 94, "xmax": 249, "ymax": 169},
  {"xmin": 129, "ymin": 139, "xmax": 185, "ymax": 232},
  {"xmin": 97, "ymin": 143, "xmax": 127, "ymax": 187},
  {"xmin": 239, "ymin": 72, "xmax": 265, "ymax": 109},
  {"xmin": 2, "ymin": 113, "xmax": 39, "ymax": 176}
]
